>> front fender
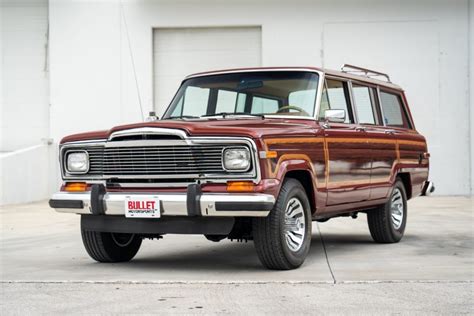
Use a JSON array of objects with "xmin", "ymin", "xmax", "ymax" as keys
[{"xmin": 261, "ymin": 155, "xmax": 320, "ymax": 214}]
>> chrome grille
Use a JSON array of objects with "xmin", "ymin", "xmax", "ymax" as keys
[
  {"xmin": 80, "ymin": 145, "xmax": 231, "ymax": 176},
  {"xmin": 86, "ymin": 147, "xmax": 105, "ymax": 175}
]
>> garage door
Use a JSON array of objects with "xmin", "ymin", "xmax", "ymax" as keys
[{"xmin": 153, "ymin": 27, "xmax": 262, "ymax": 115}]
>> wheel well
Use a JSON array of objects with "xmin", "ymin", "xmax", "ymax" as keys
[
  {"xmin": 397, "ymin": 172, "xmax": 412, "ymax": 200},
  {"xmin": 284, "ymin": 170, "xmax": 316, "ymax": 214}
]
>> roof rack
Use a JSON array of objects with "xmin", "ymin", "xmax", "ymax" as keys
[{"xmin": 340, "ymin": 64, "xmax": 391, "ymax": 83}]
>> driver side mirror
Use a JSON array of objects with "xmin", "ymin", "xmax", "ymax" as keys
[{"xmin": 324, "ymin": 109, "xmax": 346, "ymax": 123}]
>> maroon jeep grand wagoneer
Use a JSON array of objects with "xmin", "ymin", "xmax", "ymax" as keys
[{"xmin": 49, "ymin": 64, "xmax": 434, "ymax": 270}]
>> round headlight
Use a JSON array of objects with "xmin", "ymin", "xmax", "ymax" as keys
[
  {"xmin": 66, "ymin": 151, "xmax": 89, "ymax": 174},
  {"xmin": 223, "ymin": 147, "xmax": 251, "ymax": 171}
]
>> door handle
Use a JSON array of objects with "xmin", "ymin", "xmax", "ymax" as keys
[
  {"xmin": 384, "ymin": 129, "xmax": 396, "ymax": 135},
  {"xmin": 355, "ymin": 126, "xmax": 366, "ymax": 132}
]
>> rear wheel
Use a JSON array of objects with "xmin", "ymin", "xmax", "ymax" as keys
[
  {"xmin": 81, "ymin": 229, "xmax": 142, "ymax": 262},
  {"xmin": 367, "ymin": 179, "xmax": 407, "ymax": 243},
  {"xmin": 253, "ymin": 178, "xmax": 312, "ymax": 270}
]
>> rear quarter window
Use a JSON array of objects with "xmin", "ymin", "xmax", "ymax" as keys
[{"xmin": 379, "ymin": 91, "xmax": 412, "ymax": 129}]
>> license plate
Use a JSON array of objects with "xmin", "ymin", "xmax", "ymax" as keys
[{"xmin": 125, "ymin": 196, "xmax": 160, "ymax": 218}]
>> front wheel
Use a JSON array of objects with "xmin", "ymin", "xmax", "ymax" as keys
[
  {"xmin": 367, "ymin": 179, "xmax": 408, "ymax": 243},
  {"xmin": 253, "ymin": 178, "xmax": 312, "ymax": 270},
  {"xmin": 81, "ymin": 228, "xmax": 142, "ymax": 263}
]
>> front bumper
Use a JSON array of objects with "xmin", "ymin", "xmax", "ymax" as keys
[{"xmin": 49, "ymin": 185, "xmax": 275, "ymax": 217}]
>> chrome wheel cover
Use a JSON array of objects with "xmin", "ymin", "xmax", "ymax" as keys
[
  {"xmin": 284, "ymin": 197, "xmax": 306, "ymax": 252},
  {"xmin": 111, "ymin": 233, "xmax": 135, "ymax": 247},
  {"xmin": 390, "ymin": 188, "xmax": 404, "ymax": 230}
]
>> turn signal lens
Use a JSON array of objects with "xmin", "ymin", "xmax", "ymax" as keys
[
  {"xmin": 265, "ymin": 151, "xmax": 278, "ymax": 159},
  {"xmin": 64, "ymin": 182, "xmax": 88, "ymax": 192},
  {"xmin": 227, "ymin": 181, "xmax": 255, "ymax": 192}
]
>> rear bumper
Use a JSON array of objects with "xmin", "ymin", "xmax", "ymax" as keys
[
  {"xmin": 421, "ymin": 181, "xmax": 435, "ymax": 196},
  {"xmin": 49, "ymin": 185, "xmax": 274, "ymax": 217}
]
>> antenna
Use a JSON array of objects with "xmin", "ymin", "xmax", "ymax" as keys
[
  {"xmin": 341, "ymin": 64, "xmax": 391, "ymax": 83},
  {"xmin": 121, "ymin": 2, "xmax": 145, "ymax": 120}
]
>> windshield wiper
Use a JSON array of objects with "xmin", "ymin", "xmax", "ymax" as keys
[
  {"xmin": 164, "ymin": 115, "xmax": 200, "ymax": 120},
  {"xmin": 200, "ymin": 112, "xmax": 264, "ymax": 119}
]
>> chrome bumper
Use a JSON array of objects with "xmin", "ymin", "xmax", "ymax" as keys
[
  {"xmin": 49, "ymin": 191, "xmax": 275, "ymax": 217},
  {"xmin": 421, "ymin": 181, "xmax": 435, "ymax": 196}
]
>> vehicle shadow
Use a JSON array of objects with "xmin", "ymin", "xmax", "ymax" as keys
[{"xmin": 124, "ymin": 231, "xmax": 379, "ymax": 272}]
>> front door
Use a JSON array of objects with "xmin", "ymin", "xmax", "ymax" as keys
[{"xmin": 320, "ymin": 78, "xmax": 372, "ymax": 205}]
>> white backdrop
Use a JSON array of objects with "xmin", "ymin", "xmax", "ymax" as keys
[{"xmin": 1, "ymin": 0, "xmax": 473, "ymax": 204}]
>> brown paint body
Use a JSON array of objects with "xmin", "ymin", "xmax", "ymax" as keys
[{"xmin": 61, "ymin": 116, "xmax": 429, "ymax": 218}]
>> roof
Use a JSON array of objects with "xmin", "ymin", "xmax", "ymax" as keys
[{"xmin": 186, "ymin": 66, "xmax": 403, "ymax": 91}]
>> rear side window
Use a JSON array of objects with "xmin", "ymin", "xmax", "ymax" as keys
[
  {"xmin": 352, "ymin": 84, "xmax": 376, "ymax": 125},
  {"xmin": 379, "ymin": 91, "xmax": 411, "ymax": 128},
  {"xmin": 319, "ymin": 79, "xmax": 353, "ymax": 123}
]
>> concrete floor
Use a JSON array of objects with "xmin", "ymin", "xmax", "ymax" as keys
[{"xmin": 1, "ymin": 196, "xmax": 473, "ymax": 314}]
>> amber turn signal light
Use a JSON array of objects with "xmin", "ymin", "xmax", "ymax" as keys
[
  {"xmin": 226, "ymin": 181, "xmax": 255, "ymax": 192},
  {"xmin": 64, "ymin": 182, "xmax": 88, "ymax": 192},
  {"xmin": 265, "ymin": 151, "xmax": 278, "ymax": 159}
]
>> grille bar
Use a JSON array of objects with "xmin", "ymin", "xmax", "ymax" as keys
[{"xmin": 77, "ymin": 145, "xmax": 235, "ymax": 176}]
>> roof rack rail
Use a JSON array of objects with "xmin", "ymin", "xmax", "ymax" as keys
[{"xmin": 340, "ymin": 64, "xmax": 391, "ymax": 83}]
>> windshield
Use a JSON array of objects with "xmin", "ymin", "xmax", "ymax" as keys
[{"xmin": 162, "ymin": 71, "xmax": 319, "ymax": 119}]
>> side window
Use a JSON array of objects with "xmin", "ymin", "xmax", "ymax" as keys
[
  {"xmin": 319, "ymin": 79, "xmax": 353, "ymax": 123},
  {"xmin": 379, "ymin": 91, "xmax": 411, "ymax": 128},
  {"xmin": 171, "ymin": 86, "xmax": 209, "ymax": 117},
  {"xmin": 352, "ymin": 84, "xmax": 375, "ymax": 125},
  {"xmin": 251, "ymin": 96, "xmax": 279, "ymax": 114}
]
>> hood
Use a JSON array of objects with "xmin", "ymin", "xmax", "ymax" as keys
[{"xmin": 60, "ymin": 117, "xmax": 320, "ymax": 144}]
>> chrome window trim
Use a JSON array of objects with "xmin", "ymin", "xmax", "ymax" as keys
[
  {"xmin": 165, "ymin": 68, "xmax": 325, "ymax": 121},
  {"xmin": 185, "ymin": 67, "xmax": 323, "ymax": 80},
  {"xmin": 60, "ymin": 133, "xmax": 261, "ymax": 184},
  {"xmin": 314, "ymin": 71, "xmax": 325, "ymax": 121}
]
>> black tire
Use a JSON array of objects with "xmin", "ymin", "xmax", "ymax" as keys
[
  {"xmin": 253, "ymin": 178, "xmax": 312, "ymax": 270},
  {"xmin": 81, "ymin": 229, "xmax": 142, "ymax": 263},
  {"xmin": 367, "ymin": 179, "xmax": 407, "ymax": 243}
]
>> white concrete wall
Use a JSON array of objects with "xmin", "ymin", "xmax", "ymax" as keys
[
  {"xmin": 0, "ymin": 0, "xmax": 54, "ymax": 206},
  {"xmin": 0, "ymin": 144, "xmax": 57, "ymax": 205},
  {"xmin": 47, "ymin": 0, "xmax": 472, "ymax": 195},
  {"xmin": 1, "ymin": 0, "xmax": 50, "ymax": 152}
]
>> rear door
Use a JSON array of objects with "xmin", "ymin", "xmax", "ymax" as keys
[
  {"xmin": 321, "ymin": 78, "xmax": 371, "ymax": 205},
  {"xmin": 351, "ymin": 83, "xmax": 398, "ymax": 200}
]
